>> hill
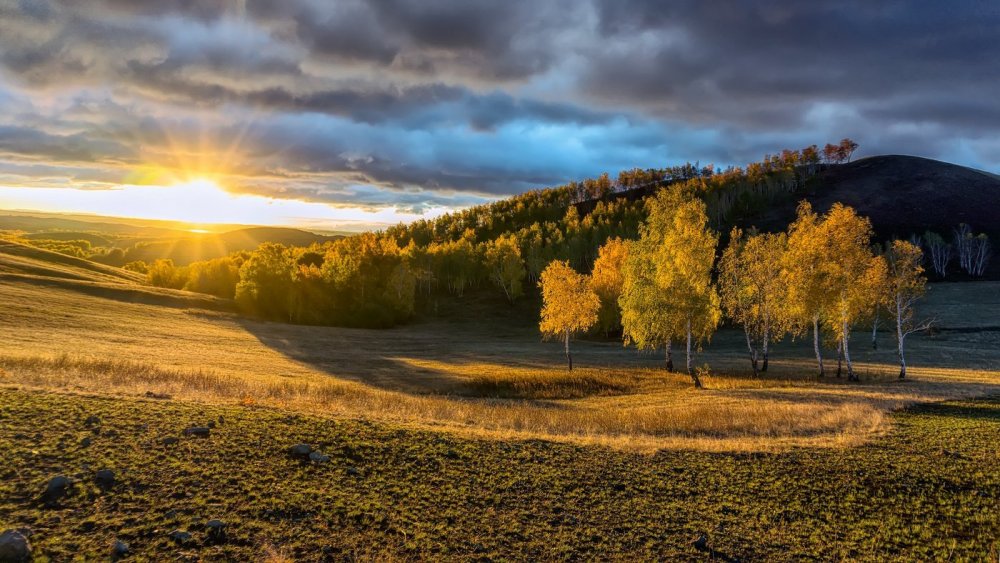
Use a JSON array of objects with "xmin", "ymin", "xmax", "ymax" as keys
[
  {"xmin": 123, "ymin": 227, "xmax": 341, "ymax": 265},
  {"xmin": 737, "ymin": 155, "xmax": 1000, "ymax": 275},
  {"xmin": 0, "ymin": 240, "xmax": 234, "ymax": 311}
]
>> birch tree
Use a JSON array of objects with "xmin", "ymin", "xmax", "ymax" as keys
[
  {"xmin": 782, "ymin": 202, "xmax": 835, "ymax": 376},
  {"xmin": 619, "ymin": 240, "xmax": 679, "ymax": 371},
  {"xmin": 822, "ymin": 204, "xmax": 884, "ymax": 382},
  {"xmin": 923, "ymin": 231, "xmax": 951, "ymax": 278},
  {"xmin": 590, "ymin": 237, "xmax": 629, "ymax": 335},
  {"xmin": 650, "ymin": 189, "xmax": 721, "ymax": 387},
  {"xmin": 539, "ymin": 261, "xmax": 600, "ymax": 371},
  {"xmin": 484, "ymin": 234, "xmax": 526, "ymax": 303},
  {"xmin": 885, "ymin": 240, "xmax": 933, "ymax": 379},
  {"xmin": 719, "ymin": 228, "xmax": 789, "ymax": 375}
]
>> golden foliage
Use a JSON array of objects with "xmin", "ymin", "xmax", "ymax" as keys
[{"xmin": 539, "ymin": 260, "xmax": 600, "ymax": 339}]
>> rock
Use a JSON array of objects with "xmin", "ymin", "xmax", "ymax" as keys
[
  {"xmin": 183, "ymin": 427, "xmax": 210, "ymax": 438},
  {"xmin": 207, "ymin": 420, "xmax": 216, "ymax": 429},
  {"xmin": 111, "ymin": 539, "xmax": 129, "ymax": 560},
  {"xmin": 217, "ymin": 416, "xmax": 225, "ymax": 425},
  {"xmin": 346, "ymin": 466, "xmax": 361, "ymax": 477},
  {"xmin": 80, "ymin": 436, "xmax": 92, "ymax": 448},
  {"xmin": 289, "ymin": 444, "xmax": 312, "ymax": 459},
  {"xmin": 84, "ymin": 415, "xmax": 101, "ymax": 427},
  {"xmin": 691, "ymin": 533, "xmax": 708, "ymax": 551},
  {"xmin": 0, "ymin": 529, "xmax": 31, "ymax": 562},
  {"xmin": 168, "ymin": 530, "xmax": 192, "ymax": 545},
  {"xmin": 308, "ymin": 452, "xmax": 330, "ymax": 464},
  {"xmin": 160, "ymin": 436, "xmax": 179, "ymax": 446},
  {"xmin": 205, "ymin": 519, "xmax": 226, "ymax": 543},
  {"xmin": 41, "ymin": 475, "xmax": 71, "ymax": 504},
  {"xmin": 95, "ymin": 469, "xmax": 115, "ymax": 490}
]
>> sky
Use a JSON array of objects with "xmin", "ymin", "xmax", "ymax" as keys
[{"xmin": 0, "ymin": 0, "xmax": 998, "ymax": 231}]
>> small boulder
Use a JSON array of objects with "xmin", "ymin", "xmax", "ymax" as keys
[
  {"xmin": 95, "ymin": 469, "xmax": 115, "ymax": 490},
  {"xmin": 0, "ymin": 529, "xmax": 31, "ymax": 562},
  {"xmin": 183, "ymin": 427, "xmax": 210, "ymax": 438},
  {"xmin": 346, "ymin": 466, "xmax": 361, "ymax": 477},
  {"xmin": 41, "ymin": 475, "xmax": 72, "ymax": 504},
  {"xmin": 84, "ymin": 415, "xmax": 101, "ymax": 427},
  {"xmin": 205, "ymin": 519, "xmax": 226, "ymax": 543},
  {"xmin": 168, "ymin": 530, "xmax": 192, "ymax": 545},
  {"xmin": 308, "ymin": 452, "xmax": 330, "ymax": 464},
  {"xmin": 289, "ymin": 444, "xmax": 312, "ymax": 459},
  {"xmin": 111, "ymin": 539, "xmax": 129, "ymax": 560},
  {"xmin": 160, "ymin": 436, "xmax": 179, "ymax": 446},
  {"xmin": 80, "ymin": 436, "xmax": 92, "ymax": 448}
]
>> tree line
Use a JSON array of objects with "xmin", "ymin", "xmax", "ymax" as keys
[
  {"xmin": 539, "ymin": 186, "xmax": 930, "ymax": 385},
  {"xmin": 134, "ymin": 141, "xmax": 861, "ymax": 326}
]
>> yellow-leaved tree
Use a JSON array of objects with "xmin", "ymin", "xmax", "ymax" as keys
[
  {"xmin": 590, "ymin": 237, "xmax": 629, "ymax": 336},
  {"xmin": 821, "ymin": 203, "xmax": 885, "ymax": 381},
  {"xmin": 619, "ymin": 239, "xmax": 679, "ymax": 371},
  {"xmin": 885, "ymin": 240, "xmax": 933, "ymax": 379},
  {"xmin": 483, "ymin": 234, "xmax": 526, "ymax": 304},
  {"xmin": 622, "ymin": 187, "xmax": 720, "ymax": 387},
  {"xmin": 718, "ymin": 228, "xmax": 789, "ymax": 375},
  {"xmin": 782, "ymin": 202, "xmax": 836, "ymax": 376},
  {"xmin": 539, "ymin": 260, "xmax": 600, "ymax": 371}
]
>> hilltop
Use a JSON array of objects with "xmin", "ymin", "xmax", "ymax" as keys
[{"xmin": 740, "ymin": 155, "xmax": 1000, "ymax": 242}]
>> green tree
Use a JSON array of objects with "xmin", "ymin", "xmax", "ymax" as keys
[{"xmin": 484, "ymin": 234, "xmax": 526, "ymax": 303}]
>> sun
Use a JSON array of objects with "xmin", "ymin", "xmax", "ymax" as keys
[{"xmin": 175, "ymin": 178, "xmax": 223, "ymax": 193}]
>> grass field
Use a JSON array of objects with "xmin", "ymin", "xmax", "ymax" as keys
[
  {"xmin": 0, "ymin": 388, "xmax": 997, "ymax": 561},
  {"xmin": 1, "ymin": 242, "xmax": 999, "ymax": 560},
  {"xmin": 0, "ymin": 271, "xmax": 997, "ymax": 451}
]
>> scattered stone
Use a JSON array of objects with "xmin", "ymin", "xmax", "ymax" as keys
[
  {"xmin": 12, "ymin": 433, "xmax": 27, "ymax": 440},
  {"xmin": 207, "ymin": 420, "xmax": 216, "ymax": 429},
  {"xmin": 95, "ymin": 469, "xmax": 115, "ymax": 490},
  {"xmin": 308, "ymin": 452, "xmax": 330, "ymax": 464},
  {"xmin": 111, "ymin": 539, "xmax": 129, "ymax": 560},
  {"xmin": 79, "ymin": 436, "xmax": 92, "ymax": 448},
  {"xmin": 104, "ymin": 429, "xmax": 119, "ymax": 439},
  {"xmin": 289, "ymin": 444, "xmax": 312, "ymax": 459},
  {"xmin": 41, "ymin": 475, "xmax": 72, "ymax": 504},
  {"xmin": 84, "ymin": 415, "xmax": 101, "ymax": 427},
  {"xmin": 691, "ymin": 533, "xmax": 708, "ymax": 551},
  {"xmin": 346, "ymin": 466, "xmax": 361, "ymax": 477},
  {"xmin": 205, "ymin": 520, "xmax": 226, "ymax": 543},
  {"xmin": 183, "ymin": 427, "xmax": 211, "ymax": 438},
  {"xmin": 160, "ymin": 436, "xmax": 179, "ymax": 446},
  {"xmin": 168, "ymin": 530, "xmax": 192, "ymax": 545},
  {"xmin": 0, "ymin": 529, "xmax": 32, "ymax": 562},
  {"xmin": 217, "ymin": 416, "xmax": 225, "ymax": 425}
]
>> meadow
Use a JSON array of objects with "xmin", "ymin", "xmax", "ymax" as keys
[{"xmin": 0, "ymin": 267, "xmax": 997, "ymax": 452}]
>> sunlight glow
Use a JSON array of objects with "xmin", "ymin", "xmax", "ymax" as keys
[{"xmin": 0, "ymin": 179, "xmax": 453, "ymax": 231}]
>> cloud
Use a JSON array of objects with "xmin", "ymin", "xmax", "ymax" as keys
[{"xmin": 0, "ymin": 0, "xmax": 998, "ymax": 224}]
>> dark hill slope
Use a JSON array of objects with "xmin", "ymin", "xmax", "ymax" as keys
[
  {"xmin": 736, "ymin": 155, "xmax": 1000, "ymax": 279},
  {"xmin": 742, "ymin": 155, "xmax": 1000, "ymax": 240},
  {"xmin": 124, "ymin": 227, "xmax": 341, "ymax": 265}
]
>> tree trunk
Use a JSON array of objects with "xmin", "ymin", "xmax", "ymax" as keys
[
  {"xmin": 813, "ymin": 316, "xmax": 825, "ymax": 377},
  {"xmin": 896, "ymin": 300, "xmax": 906, "ymax": 379},
  {"xmin": 843, "ymin": 321, "xmax": 856, "ymax": 381},
  {"xmin": 686, "ymin": 319, "xmax": 702, "ymax": 388},
  {"xmin": 564, "ymin": 329, "xmax": 572, "ymax": 371},
  {"xmin": 743, "ymin": 327, "xmax": 758, "ymax": 376},
  {"xmin": 871, "ymin": 310, "xmax": 879, "ymax": 350},
  {"xmin": 665, "ymin": 340, "xmax": 674, "ymax": 372},
  {"xmin": 761, "ymin": 326, "xmax": 770, "ymax": 372}
]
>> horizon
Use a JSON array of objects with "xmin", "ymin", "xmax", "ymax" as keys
[{"xmin": 1, "ymin": 2, "xmax": 999, "ymax": 230}]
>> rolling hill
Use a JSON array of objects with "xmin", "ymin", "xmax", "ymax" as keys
[
  {"xmin": 740, "ymin": 154, "xmax": 1000, "ymax": 245},
  {"xmin": 122, "ymin": 227, "xmax": 342, "ymax": 265}
]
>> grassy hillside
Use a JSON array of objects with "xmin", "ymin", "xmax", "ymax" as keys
[
  {"xmin": 0, "ymin": 388, "xmax": 996, "ymax": 561},
  {"xmin": 0, "ymin": 240, "xmax": 234, "ymax": 312}
]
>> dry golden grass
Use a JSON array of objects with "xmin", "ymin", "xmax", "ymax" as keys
[{"xmin": 0, "ymin": 276, "xmax": 998, "ymax": 452}]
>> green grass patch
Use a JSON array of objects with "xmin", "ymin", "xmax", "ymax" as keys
[{"xmin": 0, "ymin": 388, "xmax": 997, "ymax": 561}]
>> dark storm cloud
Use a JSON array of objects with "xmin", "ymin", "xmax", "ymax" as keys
[{"xmin": 0, "ymin": 0, "xmax": 997, "ymax": 216}]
